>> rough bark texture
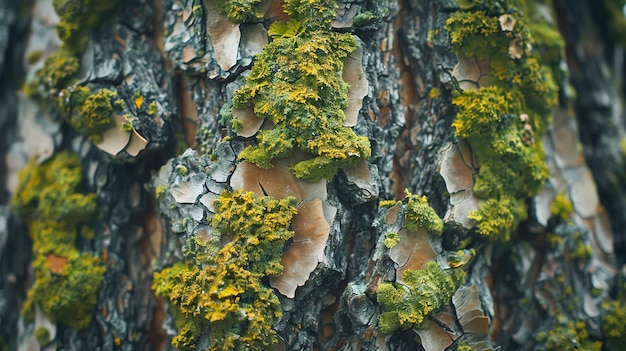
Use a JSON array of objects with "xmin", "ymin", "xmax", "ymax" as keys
[{"xmin": 1, "ymin": 0, "xmax": 626, "ymax": 351}]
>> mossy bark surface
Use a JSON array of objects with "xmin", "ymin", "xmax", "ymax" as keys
[{"xmin": 1, "ymin": 0, "xmax": 626, "ymax": 350}]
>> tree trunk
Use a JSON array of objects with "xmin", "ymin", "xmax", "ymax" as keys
[{"xmin": 1, "ymin": 0, "xmax": 626, "ymax": 350}]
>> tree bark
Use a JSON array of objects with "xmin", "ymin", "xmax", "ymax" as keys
[{"xmin": 1, "ymin": 0, "xmax": 626, "ymax": 350}]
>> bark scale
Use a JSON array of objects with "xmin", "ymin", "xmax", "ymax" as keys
[{"xmin": 0, "ymin": 0, "xmax": 625, "ymax": 351}]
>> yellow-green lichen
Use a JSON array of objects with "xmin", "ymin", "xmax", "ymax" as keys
[
  {"xmin": 446, "ymin": 1, "xmax": 560, "ymax": 241},
  {"xmin": 377, "ymin": 262, "xmax": 465, "ymax": 333},
  {"xmin": 283, "ymin": 0, "xmax": 339, "ymax": 30},
  {"xmin": 232, "ymin": 0, "xmax": 371, "ymax": 182},
  {"xmin": 447, "ymin": 248, "xmax": 476, "ymax": 268},
  {"xmin": 569, "ymin": 231, "xmax": 592, "ymax": 261},
  {"xmin": 26, "ymin": 50, "xmax": 44, "ymax": 65},
  {"xmin": 24, "ymin": 51, "xmax": 79, "ymax": 100},
  {"xmin": 379, "ymin": 199, "xmax": 398, "ymax": 208},
  {"xmin": 429, "ymin": 87, "xmax": 441, "ymax": 99},
  {"xmin": 24, "ymin": 253, "xmax": 106, "ymax": 329},
  {"xmin": 535, "ymin": 315, "xmax": 602, "ymax": 351},
  {"xmin": 403, "ymin": 191, "xmax": 444, "ymax": 234},
  {"xmin": 602, "ymin": 289, "xmax": 626, "ymax": 351},
  {"xmin": 153, "ymin": 190, "xmax": 298, "ymax": 351},
  {"xmin": 53, "ymin": 0, "xmax": 120, "ymax": 53},
  {"xmin": 526, "ymin": 9, "xmax": 566, "ymax": 82},
  {"xmin": 54, "ymin": 87, "xmax": 116, "ymax": 143},
  {"xmin": 34, "ymin": 327, "xmax": 50, "ymax": 346},
  {"xmin": 550, "ymin": 192, "xmax": 573, "ymax": 221},
  {"xmin": 384, "ymin": 232, "xmax": 400, "ymax": 248},
  {"xmin": 120, "ymin": 113, "xmax": 134, "ymax": 132},
  {"xmin": 456, "ymin": 342, "xmax": 474, "ymax": 351},
  {"xmin": 12, "ymin": 151, "xmax": 105, "ymax": 329},
  {"xmin": 216, "ymin": 0, "xmax": 263, "ymax": 23}
]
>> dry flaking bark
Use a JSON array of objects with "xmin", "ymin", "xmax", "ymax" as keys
[{"xmin": 0, "ymin": 0, "xmax": 626, "ymax": 351}]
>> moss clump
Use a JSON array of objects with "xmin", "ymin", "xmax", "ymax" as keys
[
  {"xmin": 24, "ymin": 254, "xmax": 106, "ymax": 328},
  {"xmin": 24, "ymin": 51, "xmax": 79, "ymax": 100},
  {"xmin": 283, "ymin": 0, "xmax": 339, "ymax": 30},
  {"xmin": 535, "ymin": 315, "xmax": 602, "ymax": 351},
  {"xmin": 602, "ymin": 289, "xmax": 626, "ymax": 351},
  {"xmin": 456, "ymin": 342, "xmax": 474, "ymax": 351},
  {"xmin": 377, "ymin": 262, "xmax": 465, "ymax": 333},
  {"xmin": 403, "ymin": 191, "xmax": 444, "ymax": 234},
  {"xmin": 26, "ymin": 50, "xmax": 44, "ymax": 65},
  {"xmin": 550, "ymin": 192, "xmax": 573, "ymax": 221},
  {"xmin": 54, "ymin": 87, "xmax": 116, "ymax": 143},
  {"xmin": 153, "ymin": 190, "xmax": 298, "ymax": 351},
  {"xmin": 526, "ymin": 10, "xmax": 566, "ymax": 83},
  {"xmin": 34, "ymin": 327, "xmax": 50, "ymax": 346},
  {"xmin": 13, "ymin": 152, "xmax": 105, "ymax": 329},
  {"xmin": 384, "ymin": 232, "xmax": 400, "ymax": 248},
  {"xmin": 467, "ymin": 195, "xmax": 528, "ymax": 240},
  {"xmin": 233, "ymin": 0, "xmax": 371, "ymax": 182},
  {"xmin": 569, "ymin": 237, "xmax": 592, "ymax": 261},
  {"xmin": 445, "ymin": 2, "xmax": 560, "ymax": 241},
  {"xmin": 216, "ymin": 0, "xmax": 263, "ymax": 23},
  {"xmin": 447, "ymin": 10, "xmax": 511, "ymax": 74},
  {"xmin": 53, "ymin": 0, "xmax": 120, "ymax": 53}
]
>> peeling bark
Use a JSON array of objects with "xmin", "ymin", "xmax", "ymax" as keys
[{"xmin": 1, "ymin": 0, "xmax": 626, "ymax": 350}]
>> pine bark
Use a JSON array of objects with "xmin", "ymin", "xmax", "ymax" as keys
[{"xmin": 0, "ymin": 0, "xmax": 625, "ymax": 350}]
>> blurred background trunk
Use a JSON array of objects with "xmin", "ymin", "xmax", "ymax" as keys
[{"xmin": 1, "ymin": 0, "xmax": 626, "ymax": 350}]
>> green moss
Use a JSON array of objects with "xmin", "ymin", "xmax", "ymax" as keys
[
  {"xmin": 53, "ymin": 0, "xmax": 120, "ymax": 53},
  {"xmin": 535, "ymin": 315, "xmax": 602, "ymax": 351},
  {"xmin": 377, "ymin": 262, "xmax": 465, "ymax": 333},
  {"xmin": 12, "ymin": 152, "xmax": 105, "ymax": 329},
  {"xmin": 35, "ymin": 327, "xmax": 50, "ymax": 346},
  {"xmin": 153, "ymin": 190, "xmax": 298, "ymax": 351},
  {"xmin": 403, "ymin": 191, "xmax": 444, "ymax": 234},
  {"xmin": 445, "ymin": 1, "xmax": 560, "ymax": 241},
  {"xmin": 233, "ymin": 0, "xmax": 370, "ymax": 182},
  {"xmin": 54, "ymin": 87, "xmax": 116, "ymax": 143}
]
